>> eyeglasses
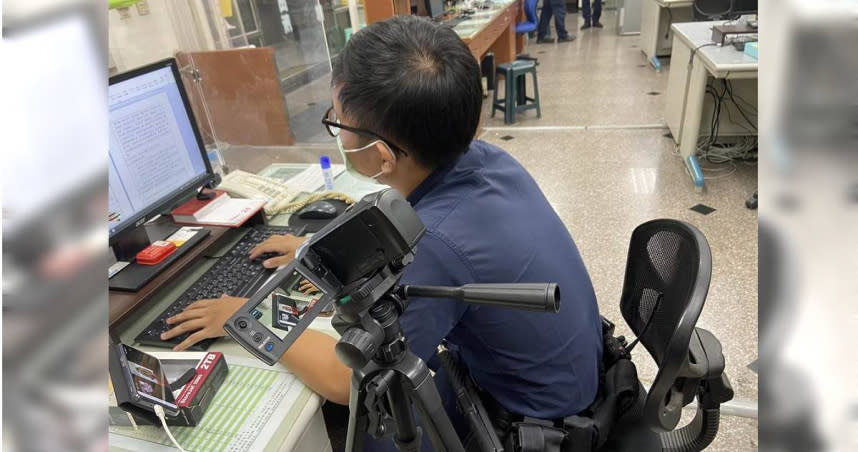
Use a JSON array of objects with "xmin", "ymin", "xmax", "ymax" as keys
[{"xmin": 321, "ymin": 106, "xmax": 407, "ymax": 156}]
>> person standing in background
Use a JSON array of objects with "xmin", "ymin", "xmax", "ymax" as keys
[
  {"xmin": 581, "ymin": 0, "xmax": 603, "ymax": 29},
  {"xmin": 537, "ymin": 0, "xmax": 575, "ymax": 43}
]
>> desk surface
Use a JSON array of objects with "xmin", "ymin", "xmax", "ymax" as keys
[
  {"xmin": 672, "ymin": 21, "xmax": 759, "ymax": 74},
  {"xmin": 110, "ymin": 352, "xmax": 325, "ymax": 451},
  {"xmin": 451, "ymin": 0, "xmax": 517, "ymax": 41}
]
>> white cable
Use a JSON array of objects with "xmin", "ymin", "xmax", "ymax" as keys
[
  {"xmin": 703, "ymin": 166, "xmax": 737, "ymax": 180},
  {"xmin": 695, "ymin": 79, "xmax": 758, "ymax": 166},
  {"xmin": 697, "ymin": 136, "xmax": 758, "ymax": 164},
  {"xmin": 154, "ymin": 405, "xmax": 186, "ymax": 452},
  {"xmin": 694, "ymin": 135, "xmax": 757, "ymax": 180}
]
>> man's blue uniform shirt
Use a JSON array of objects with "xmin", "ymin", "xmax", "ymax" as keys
[{"xmin": 365, "ymin": 140, "xmax": 602, "ymax": 449}]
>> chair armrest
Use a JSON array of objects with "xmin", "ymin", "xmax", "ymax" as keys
[{"xmin": 687, "ymin": 327, "xmax": 726, "ymax": 379}]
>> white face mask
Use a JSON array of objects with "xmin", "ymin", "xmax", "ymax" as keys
[{"xmin": 337, "ymin": 136, "xmax": 394, "ymax": 184}]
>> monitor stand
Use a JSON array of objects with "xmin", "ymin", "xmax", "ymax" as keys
[{"xmin": 109, "ymin": 221, "xmax": 211, "ymax": 292}]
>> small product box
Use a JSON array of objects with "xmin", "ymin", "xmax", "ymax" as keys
[
  {"xmin": 110, "ymin": 351, "xmax": 229, "ymax": 427},
  {"xmin": 172, "ymin": 352, "xmax": 229, "ymax": 426}
]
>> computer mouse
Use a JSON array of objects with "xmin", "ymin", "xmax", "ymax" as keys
[{"xmin": 296, "ymin": 200, "xmax": 338, "ymax": 220}]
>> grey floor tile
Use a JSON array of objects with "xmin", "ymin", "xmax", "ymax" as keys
[{"xmin": 703, "ymin": 416, "xmax": 759, "ymax": 451}]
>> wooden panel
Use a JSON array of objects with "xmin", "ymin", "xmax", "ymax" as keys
[
  {"xmin": 488, "ymin": 11, "xmax": 516, "ymax": 64},
  {"xmin": 467, "ymin": 35, "xmax": 492, "ymax": 62},
  {"xmin": 176, "ymin": 48, "xmax": 295, "ymax": 147},
  {"xmin": 365, "ymin": 0, "xmax": 396, "ymax": 24},
  {"xmin": 365, "ymin": 0, "xmax": 412, "ymax": 24},
  {"xmin": 486, "ymin": 9, "xmax": 511, "ymax": 40},
  {"xmin": 394, "ymin": 0, "xmax": 412, "ymax": 15},
  {"xmin": 463, "ymin": 1, "xmax": 521, "ymax": 63}
]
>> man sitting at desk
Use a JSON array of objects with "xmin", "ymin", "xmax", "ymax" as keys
[{"xmin": 162, "ymin": 14, "xmax": 603, "ymax": 449}]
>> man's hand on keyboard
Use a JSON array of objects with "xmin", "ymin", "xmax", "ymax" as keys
[
  {"xmin": 161, "ymin": 295, "xmax": 247, "ymax": 351},
  {"xmin": 249, "ymin": 234, "xmax": 308, "ymax": 268},
  {"xmin": 299, "ymin": 279, "xmax": 321, "ymax": 294}
]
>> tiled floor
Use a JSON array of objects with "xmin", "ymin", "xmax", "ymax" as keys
[{"xmin": 478, "ymin": 10, "xmax": 759, "ymax": 451}]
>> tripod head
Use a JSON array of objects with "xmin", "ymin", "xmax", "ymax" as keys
[{"xmin": 332, "ymin": 278, "xmax": 561, "ymax": 370}]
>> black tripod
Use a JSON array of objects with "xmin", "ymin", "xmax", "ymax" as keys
[
  {"xmin": 335, "ymin": 292, "xmax": 462, "ymax": 451},
  {"xmin": 330, "ymin": 265, "xmax": 560, "ymax": 452}
]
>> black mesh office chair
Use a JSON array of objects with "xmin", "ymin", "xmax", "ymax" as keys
[
  {"xmin": 693, "ymin": 0, "xmax": 732, "ymax": 20},
  {"xmin": 600, "ymin": 220, "xmax": 734, "ymax": 452}
]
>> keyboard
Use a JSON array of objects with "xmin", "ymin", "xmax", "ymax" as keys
[{"xmin": 135, "ymin": 224, "xmax": 301, "ymax": 350}]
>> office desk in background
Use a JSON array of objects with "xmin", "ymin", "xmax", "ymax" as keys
[
  {"xmin": 364, "ymin": 0, "xmax": 524, "ymax": 64},
  {"xmin": 639, "ymin": 0, "xmax": 693, "ymax": 67},
  {"xmin": 451, "ymin": 0, "xmax": 525, "ymax": 64},
  {"xmin": 109, "ymin": 145, "xmax": 382, "ymax": 451},
  {"xmin": 664, "ymin": 21, "xmax": 758, "ymax": 188}
]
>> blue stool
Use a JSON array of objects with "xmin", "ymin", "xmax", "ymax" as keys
[{"xmin": 492, "ymin": 60, "xmax": 542, "ymax": 125}]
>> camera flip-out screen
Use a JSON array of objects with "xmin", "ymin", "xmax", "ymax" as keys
[{"xmin": 224, "ymin": 189, "xmax": 425, "ymax": 365}]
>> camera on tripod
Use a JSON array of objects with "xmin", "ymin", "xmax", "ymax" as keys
[{"xmin": 224, "ymin": 189, "xmax": 561, "ymax": 451}]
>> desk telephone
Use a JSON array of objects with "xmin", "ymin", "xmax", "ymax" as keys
[{"xmin": 217, "ymin": 170, "xmax": 300, "ymax": 216}]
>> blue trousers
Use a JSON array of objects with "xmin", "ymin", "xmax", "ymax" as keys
[
  {"xmin": 537, "ymin": 0, "xmax": 569, "ymax": 39},
  {"xmin": 582, "ymin": 0, "xmax": 602, "ymax": 24}
]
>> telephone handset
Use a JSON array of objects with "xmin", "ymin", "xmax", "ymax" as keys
[{"xmin": 217, "ymin": 170, "xmax": 300, "ymax": 216}]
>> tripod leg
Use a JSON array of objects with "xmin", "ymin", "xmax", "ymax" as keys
[
  {"xmin": 404, "ymin": 355, "xmax": 466, "ymax": 452},
  {"xmin": 346, "ymin": 373, "xmax": 368, "ymax": 452},
  {"xmin": 388, "ymin": 376, "xmax": 421, "ymax": 452}
]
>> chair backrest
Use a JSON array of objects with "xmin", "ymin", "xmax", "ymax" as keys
[
  {"xmin": 619, "ymin": 219, "xmax": 712, "ymax": 431},
  {"xmin": 693, "ymin": 0, "xmax": 732, "ymax": 20},
  {"xmin": 523, "ymin": 0, "xmax": 539, "ymax": 25}
]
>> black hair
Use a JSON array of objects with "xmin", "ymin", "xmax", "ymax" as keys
[{"xmin": 332, "ymin": 15, "xmax": 483, "ymax": 169}]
